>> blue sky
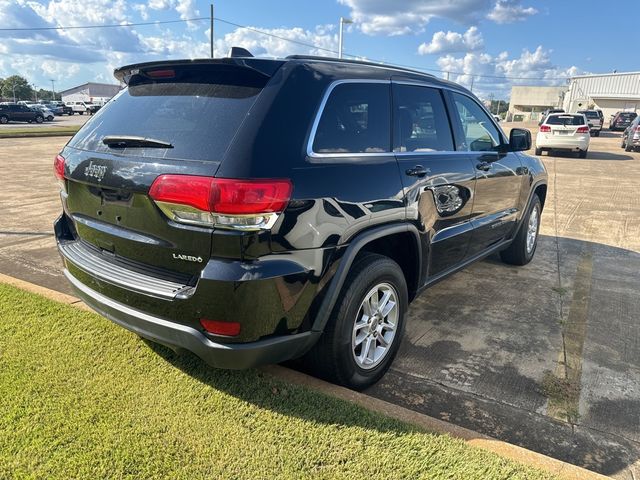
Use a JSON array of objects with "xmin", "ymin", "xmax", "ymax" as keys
[{"xmin": 1, "ymin": 0, "xmax": 639, "ymax": 99}]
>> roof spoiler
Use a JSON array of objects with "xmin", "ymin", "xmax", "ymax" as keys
[{"xmin": 227, "ymin": 47, "xmax": 254, "ymax": 58}]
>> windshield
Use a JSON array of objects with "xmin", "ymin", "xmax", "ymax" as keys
[
  {"xmin": 546, "ymin": 115, "xmax": 585, "ymax": 126},
  {"xmin": 68, "ymin": 65, "xmax": 269, "ymax": 162}
]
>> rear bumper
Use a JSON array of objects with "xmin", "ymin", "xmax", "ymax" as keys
[
  {"xmin": 64, "ymin": 269, "xmax": 321, "ymax": 369},
  {"xmin": 536, "ymin": 134, "xmax": 589, "ymax": 151}
]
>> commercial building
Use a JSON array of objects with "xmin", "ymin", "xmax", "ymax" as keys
[
  {"xmin": 563, "ymin": 72, "xmax": 640, "ymax": 120},
  {"xmin": 508, "ymin": 71, "xmax": 640, "ymax": 122},
  {"xmin": 507, "ymin": 86, "xmax": 567, "ymax": 122},
  {"xmin": 59, "ymin": 82, "xmax": 121, "ymax": 105}
]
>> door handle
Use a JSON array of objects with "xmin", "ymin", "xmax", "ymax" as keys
[
  {"xmin": 476, "ymin": 161, "xmax": 492, "ymax": 171},
  {"xmin": 406, "ymin": 165, "xmax": 429, "ymax": 177}
]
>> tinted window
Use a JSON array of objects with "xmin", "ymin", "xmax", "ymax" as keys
[
  {"xmin": 451, "ymin": 92, "xmax": 502, "ymax": 151},
  {"xmin": 618, "ymin": 112, "xmax": 637, "ymax": 119},
  {"xmin": 579, "ymin": 111, "xmax": 599, "ymax": 119},
  {"xmin": 546, "ymin": 115, "xmax": 586, "ymax": 125},
  {"xmin": 68, "ymin": 65, "xmax": 267, "ymax": 162},
  {"xmin": 312, "ymin": 83, "xmax": 390, "ymax": 154},
  {"xmin": 393, "ymin": 85, "xmax": 453, "ymax": 152}
]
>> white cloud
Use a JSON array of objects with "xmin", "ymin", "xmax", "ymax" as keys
[
  {"xmin": 418, "ymin": 26, "xmax": 483, "ymax": 55},
  {"xmin": 338, "ymin": 0, "xmax": 538, "ymax": 35},
  {"xmin": 487, "ymin": 0, "xmax": 538, "ymax": 24},
  {"xmin": 214, "ymin": 25, "xmax": 338, "ymax": 58},
  {"xmin": 436, "ymin": 46, "xmax": 581, "ymax": 97},
  {"xmin": 146, "ymin": 0, "xmax": 199, "ymax": 29}
]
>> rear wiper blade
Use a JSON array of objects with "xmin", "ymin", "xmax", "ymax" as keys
[{"xmin": 102, "ymin": 135, "xmax": 173, "ymax": 148}]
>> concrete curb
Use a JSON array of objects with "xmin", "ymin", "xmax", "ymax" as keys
[{"xmin": 0, "ymin": 273, "xmax": 609, "ymax": 480}]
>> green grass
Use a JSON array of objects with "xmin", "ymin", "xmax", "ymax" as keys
[
  {"xmin": 0, "ymin": 126, "xmax": 80, "ymax": 138},
  {"xmin": 0, "ymin": 283, "xmax": 553, "ymax": 479}
]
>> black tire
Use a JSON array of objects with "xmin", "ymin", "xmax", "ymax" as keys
[
  {"xmin": 304, "ymin": 253, "xmax": 408, "ymax": 390},
  {"xmin": 594, "ymin": 130, "xmax": 600, "ymax": 137},
  {"xmin": 621, "ymin": 137, "xmax": 627, "ymax": 149},
  {"xmin": 625, "ymin": 141, "xmax": 634, "ymax": 152},
  {"xmin": 500, "ymin": 194, "xmax": 541, "ymax": 266},
  {"xmin": 535, "ymin": 147, "xmax": 543, "ymax": 156},
  {"xmin": 0, "ymin": 115, "xmax": 8, "ymax": 124},
  {"xmin": 35, "ymin": 115, "xmax": 44, "ymax": 124},
  {"xmin": 578, "ymin": 149, "xmax": 588, "ymax": 158}
]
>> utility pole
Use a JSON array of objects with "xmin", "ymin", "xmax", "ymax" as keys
[
  {"xmin": 210, "ymin": 3, "xmax": 214, "ymax": 58},
  {"xmin": 50, "ymin": 79, "xmax": 55, "ymax": 100},
  {"xmin": 338, "ymin": 17, "xmax": 353, "ymax": 59},
  {"xmin": 470, "ymin": 76, "xmax": 474, "ymax": 93},
  {"xmin": 11, "ymin": 83, "xmax": 17, "ymax": 103},
  {"xmin": 446, "ymin": 71, "xmax": 450, "ymax": 81}
]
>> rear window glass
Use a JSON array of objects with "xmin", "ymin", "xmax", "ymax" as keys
[
  {"xmin": 546, "ymin": 115, "xmax": 586, "ymax": 126},
  {"xmin": 68, "ymin": 65, "xmax": 268, "ymax": 162},
  {"xmin": 312, "ymin": 83, "xmax": 391, "ymax": 154},
  {"xmin": 618, "ymin": 112, "xmax": 637, "ymax": 119},
  {"xmin": 579, "ymin": 111, "xmax": 599, "ymax": 119}
]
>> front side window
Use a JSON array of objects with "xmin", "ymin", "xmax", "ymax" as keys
[
  {"xmin": 393, "ymin": 85, "xmax": 453, "ymax": 153},
  {"xmin": 312, "ymin": 83, "xmax": 391, "ymax": 154},
  {"xmin": 451, "ymin": 92, "xmax": 502, "ymax": 152}
]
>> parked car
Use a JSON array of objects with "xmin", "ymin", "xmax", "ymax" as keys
[
  {"xmin": 65, "ymin": 101, "xmax": 94, "ymax": 115},
  {"xmin": 30, "ymin": 105, "xmax": 55, "ymax": 121},
  {"xmin": 42, "ymin": 102, "xmax": 64, "ymax": 116},
  {"xmin": 535, "ymin": 113, "xmax": 590, "ymax": 158},
  {"xmin": 493, "ymin": 114, "xmax": 501, "ymax": 123},
  {"xmin": 0, "ymin": 103, "xmax": 44, "ymax": 124},
  {"xmin": 610, "ymin": 111, "xmax": 637, "ymax": 131},
  {"xmin": 54, "ymin": 54, "xmax": 547, "ymax": 389},
  {"xmin": 577, "ymin": 110, "xmax": 603, "ymax": 136},
  {"xmin": 538, "ymin": 108, "xmax": 564, "ymax": 125},
  {"xmin": 620, "ymin": 115, "xmax": 640, "ymax": 152}
]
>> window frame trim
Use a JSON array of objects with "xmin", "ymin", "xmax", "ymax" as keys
[{"xmin": 306, "ymin": 79, "xmax": 393, "ymax": 159}]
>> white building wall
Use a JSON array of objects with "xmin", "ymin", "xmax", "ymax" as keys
[{"xmin": 563, "ymin": 72, "xmax": 640, "ymax": 121}]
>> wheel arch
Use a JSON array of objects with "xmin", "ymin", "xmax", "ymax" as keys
[{"xmin": 311, "ymin": 223, "xmax": 421, "ymax": 333}]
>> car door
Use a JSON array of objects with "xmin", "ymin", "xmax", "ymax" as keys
[
  {"xmin": 15, "ymin": 105, "xmax": 31, "ymax": 121},
  {"xmin": 392, "ymin": 81, "xmax": 477, "ymax": 280},
  {"xmin": 446, "ymin": 91, "xmax": 525, "ymax": 256}
]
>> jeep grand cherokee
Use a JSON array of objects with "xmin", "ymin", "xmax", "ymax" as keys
[{"xmin": 54, "ymin": 51, "xmax": 547, "ymax": 389}]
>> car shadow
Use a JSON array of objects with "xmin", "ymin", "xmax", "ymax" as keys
[
  {"xmin": 141, "ymin": 338, "xmax": 416, "ymax": 435},
  {"xmin": 542, "ymin": 150, "xmax": 634, "ymax": 161}
]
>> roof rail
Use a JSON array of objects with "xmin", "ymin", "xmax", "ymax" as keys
[{"xmin": 285, "ymin": 55, "xmax": 435, "ymax": 78}]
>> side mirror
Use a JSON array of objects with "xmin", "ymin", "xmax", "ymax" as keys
[{"xmin": 509, "ymin": 128, "xmax": 531, "ymax": 152}]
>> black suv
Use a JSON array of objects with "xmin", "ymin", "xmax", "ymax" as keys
[
  {"xmin": 0, "ymin": 103, "xmax": 45, "ymax": 124},
  {"xmin": 54, "ymin": 53, "xmax": 547, "ymax": 389}
]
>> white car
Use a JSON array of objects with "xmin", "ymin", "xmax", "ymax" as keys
[
  {"xmin": 30, "ymin": 105, "xmax": 55, "ymax": 121},
  {"xmin": 535, "ymin": 113, "xmax": 590, "ymax": 158}
]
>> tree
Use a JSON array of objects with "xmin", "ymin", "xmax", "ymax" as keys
[{"xmin": 1, "ymin": 75, "xmax": 33, "ymax": 102}]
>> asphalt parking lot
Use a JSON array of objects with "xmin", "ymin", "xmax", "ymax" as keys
[
  {"xmin": 0, "ymin": 125, "xmax": 638, "ymax": 478},
  {"xmin": 0, "ymin": 113, "xmax": 90, "ymax": 128}
]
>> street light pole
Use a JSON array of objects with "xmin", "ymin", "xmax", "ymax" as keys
[
  {"xmin": 11, "ymin": 84, "xmax": 17, "ymax": 103},
  {"xmin": 338, "ymin": 17, "xmax": 353, "ymax": 59},
  {"xmin": 50, "ymin": 79, "xmax": 56, "ymax": 101}
]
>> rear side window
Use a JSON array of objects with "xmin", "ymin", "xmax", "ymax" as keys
[
  {"xmin": 68, "ymin": 65, "xmax": 268, "ymax": 162},
  {"xmin": 312, "ymin": 83, "xmax": 391, "ymax": 154},
  {"xmin": 393, "ymin": 85, "xmax": 453, "ymax": 152},
  {"xmin": 546, "ymin": 115, "xmax": 585, "ymax": 125}
]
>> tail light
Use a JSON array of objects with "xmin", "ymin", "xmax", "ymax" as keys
[
  {"xmin": 149, "ymin": 175, "xmax": 293, "ymax": 231},
  {"xmin": 539, "ymin": 125, "xmax": 551, "ymax": 132},
  {"xmin": 576, "ymin": 126, "xmax": 590, "ymax": 133},
  {"xmin": 54, "ymin": 154, "xmax": 66, "ymax": 191}
]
